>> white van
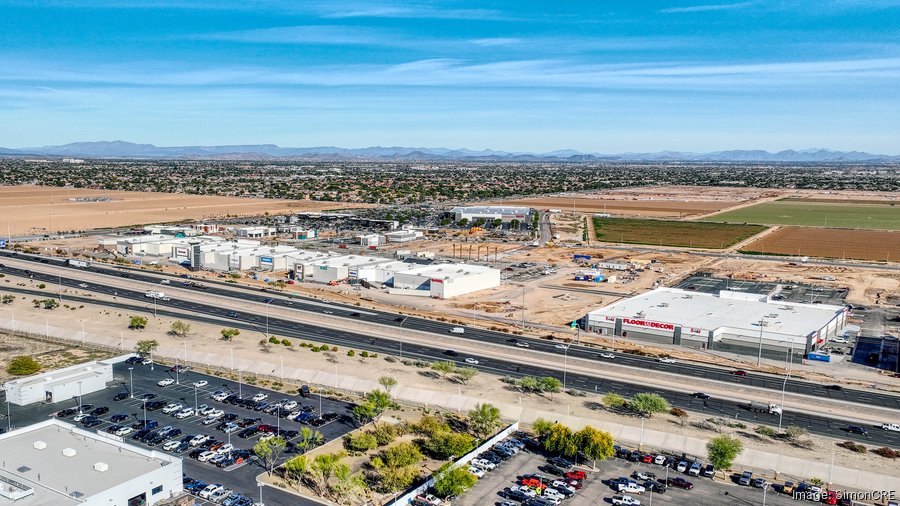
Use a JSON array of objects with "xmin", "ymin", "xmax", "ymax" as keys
[{"xmin": 450, "ymin": 327, "xmax": 465, "ymax": 334}]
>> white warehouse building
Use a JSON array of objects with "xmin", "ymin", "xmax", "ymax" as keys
[
  {"xmin": 451, "ymin": 206, "xmax": 532, "ymax": 223},
  {"xmin": 393, "ymin": 263, "xmax": 502, "ymax": 299},
  {"xmin": 0, "ymin": 419, "xmax": 182, "ymax": 506},
  {"xmin": 584, "ymin": 287, "xmax": 847, "ymax": 358},
  {"xmin": 3, "ymin": 361, "xmax": 113, "ymax": 406}
]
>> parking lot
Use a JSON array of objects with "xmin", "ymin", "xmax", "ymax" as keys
[
  {"xmin": 1, "ymin": 358, "xmax": 358, "ymax": 506},
  {"xmin": 456, "ymin": 438, "xmax": 857, "ymax": 506}
]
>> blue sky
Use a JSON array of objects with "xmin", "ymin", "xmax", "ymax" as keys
[{"xmin": 1, "ymin": 0, "xmax": 899, "ymax": 153}]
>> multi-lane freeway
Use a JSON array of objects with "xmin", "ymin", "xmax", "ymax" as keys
[{"xmin": 1, "ymin": 251, "xmax": 899, "ymax": 447}]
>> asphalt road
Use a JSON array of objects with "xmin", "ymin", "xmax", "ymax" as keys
[
  {"xmin": 2, "ymin": 250, "xmax": 899, "ymax": 414},
  {"xmin": 1, "ymin": 260, "xmax": 898, "ymax": 447},
  {"xmin": 0, "ymin": 360, "xmax": 355, "ymax": 506}
]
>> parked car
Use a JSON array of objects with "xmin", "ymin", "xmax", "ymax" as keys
[
  {"xmin": 157, "ymin": 378, "xmax": 175, "ymax": 387},
  {"xmin": 611, "ymin": 495, "xmax": 641, "ymax": 506},
  {"xmin": 667, "ymin": 477, "xmax": 694, "ymax": 490},
  {"xmin": 688, "ymin": 462, "xmax": 702, "ymax": 476},
  {"xmin": 738, "ymin": 471, "xmax": 753, "ymax": 486}
]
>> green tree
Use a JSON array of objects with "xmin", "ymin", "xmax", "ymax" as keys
[
  {"xmin": 603, "ymin": 392, "xmax": 627, "ymax": 409},
  {"xmin": 370, "ymin": 424, "xmax": 398, "ymax": 446},
  {"xmin": 169, "ymin": 320, "xmax": 191, "ymax": 338},
  {"xmin": 220, "ymin": 328, "xmax": 240, "ymax": 341},
  {"xmin": 532, "ymin": 418, "xmax": 554, "ymax": 439},
  {"xmin": 40, "ymin": 299, "xmax": 59, "ymax": 310},
  {"xmin": 431, "ymin": 360, "xmax": 456, "ymax": 378},
  {"xmin": 381, "ymin": 442, "xmax": 423, "ymax": 468},
  {"xmin": 1, "ymin": 295, "xmax": 15, "ymax": 304},
  {"xmin": 6, "ymin": 356, "xmax": 41, "ymax": 376},
  {"xmin": 345, "ymin": 432, "xmax": 378, "ymax": 452},
  {"xmin": 295, "ymin": 427, "xmax": 324, "ymax": 454},
  {"xmin": 543, "ymin": 423, "xmax": 578, "ymax": 457},
  {"xmin": 630, "ymin": 392, "xmax": 670, "ymax": 418},
  {"xmin": 253, "ymin": 436, "xmax": 287, "ymax": 476},
  {"xmin": 412, "ymin": 414, "xmax": 451, "ymax": 437},
  {"xmin": 455, "ymin": 367, "xmax": 479, "ymax": 385},
  {"xmin": 329, "ymin": 462, "xmax": 365, "ymax": 503},
  {"xmin": 421, "ymin": 431, "xmax": 476, "ymax": 459},
  {"xmin": 576, "ymin": 426, "xmax": 615, "ymax": 466},
  {"xmin": 282, "ymin": 455, "xmax": 309, "ymax": 487},
  {"xmin": 517, "ymin": 376, "xmax": 540, "ymax": 393},
  {"xmin": 468, "ymin": 403, "xmax": 502, "ymax": 438},
  {"xmin": 707, "ymin": 435, "xmax": 743, "ymax": 471},
  {"xmin": 378, "ymin": 376, "xmax": 398, "ymax": 394},
  {"xmin": 538, "ymin": 376, "xmax": 563, "ymax": 399},
  {"xmin": 433, "ymin": 465, "xmax": 477, "ymax": 498},
  {"xmin": 128, "ymin": 316, "xmax": 148, "ymax": 330},
  {"xmin": 351, "ymin": 402, "xmax": 376, "ymax": 426},
  {"xmin": 134, "ymin": 339, "xmax": 159, "ymax": 357},
  {"xmin": 309, "ymin": 452, "xmax": 346, "ymax": 496},
  {"xmin": 376, "ymin": 465, "xmax": 420, "ymax": 492}
]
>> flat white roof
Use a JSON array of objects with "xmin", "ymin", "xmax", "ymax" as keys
[
  {"xmin": 311, "ymin": 254, "xmax": 393, "ymax": 268},
  {"xmin": 0, "ymin": 420, "xmax": 178, "ymax": 505},
  {"xmin": 452, "ymin": 206, "xmax": 531, "ymax": 214},
  {"xmin": 399, "ymin": 263, "xmax": 499, "ymax": 280},
  {"xmin": 588, "ymin": 287, "xmax": 844, "ymax": 338},
  {"xmin": 3, "ymin": 361, "xmax": 108, "ymax": 391}
]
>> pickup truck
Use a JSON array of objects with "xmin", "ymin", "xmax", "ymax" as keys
[{"xmin": 881, "ymin": 423, "xmax": 900, "ymax": 432}]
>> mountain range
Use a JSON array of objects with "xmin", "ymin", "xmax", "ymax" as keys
[{"xmin": 1, "ymin": 141, "xmax": 898, "ymax": 162}]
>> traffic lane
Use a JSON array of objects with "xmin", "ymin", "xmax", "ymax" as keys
[{"xmin": 6, "ymin": 253, "xmax": 895, "ymax": 413}]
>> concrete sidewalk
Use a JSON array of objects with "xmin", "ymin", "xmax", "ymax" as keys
[{"xmin": 2, "ymin": 315, "xmax": 898, "ymax": 495}]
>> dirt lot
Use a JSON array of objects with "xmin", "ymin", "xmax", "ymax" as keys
[
  {"xmin": 741, "ymin": 227, "xmax": 900, "ymax": 262},
  {"xmin": 0, "ymin": 185, "xmax": 368, "ymax": 235},
  {"xmin": 0, "ymin": 330, "xmax": 114, "ymax": 383}
]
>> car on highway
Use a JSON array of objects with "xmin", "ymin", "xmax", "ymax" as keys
[
  {"xmin": 824, "ymin": 385, "xmax": 844, "ymax": 391},
  {"xmin": 226, "ymin": 311, "xmax": 238, "ymax": 317},
  {"xmin": 323, "ymin": 310, "xmax": 334, "ymax": 314},
  {"xmin": 599, "ymin": 353, "xmax": 615, "ymax": 359},
  {"xmin": 846, "ymin": 425, "xmax": 868, "ymax": 436},
  {"xmin": 192, "ymin": 380, "xmax": 208, "ymax": 388},
  {"xmin": 349, "ymin": 312, "xmax": 360, "ymax": 317},
  {"xmin": 882, "ymin": 423, "xmax": 900, "ymax": 432},
  {"xmin": 554, "ymin": 344, "xmax": 569, "ymax": 350},
  {"xmin": 160, "ymin": 279, "xmax": 170, "ymax": 284},
  {"xmin": 443, "ymin": 350, "xmax": 459, "ymax": 357},
  {"xmin": 464, "ymin": 358, "xmax": 479, "ymax": 365},
  {"xmin": 515, "ymin": 342, "xmax": 530, "ymax": 348},
  {"xmin": 691, "ymin": 392, "xmax": 710, "ymax": 400},
  {"xmin": 733, "ymin": 370, "xmax": 748, "ymax": 376},
  {"xmin": 157, "ymin": 378, "xmax": 175, "ymax": 387},
  {"xmin": 78, "ymin": 283, "xmax": 89, "ymax": 288},
  {"xmin": 657, "ymin": 357, "xmax": 676, "ymax": 364}
]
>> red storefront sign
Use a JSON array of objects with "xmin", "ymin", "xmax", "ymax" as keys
[{"xmin": 622, "ymin": 318, "xmax": 675, "ymax": 331}]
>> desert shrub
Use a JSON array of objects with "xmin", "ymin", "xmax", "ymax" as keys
[
  {"xmin": 873, "ymin": 447, "xmax": 899, "ymax": 459},
  {"xmin": 837, "ymin": 440, "xmax": 867, "ymax": 453}
]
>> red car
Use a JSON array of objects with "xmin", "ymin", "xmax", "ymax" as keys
[
  {"xmin": 666, "ymin": 477, "xmax": 694, "ymax": 490},
  {"xmin": 565, "ymin": 470, "xmax": 587, "ymax": 481},
  {"xmin": 257, "ymin": 424, "xmax": 276, "ymax": 433},
  {"xmin": 733, "ymin": 370, "xmax": 748, "ymax": 376},
  {"xmin": 641, "ymin": 454, "xmax": 655, "ymax": 463},
  {"xmin": 822, "ymin": 491, "xmax": 838, "ymax": 505},
  {"xmin": 566, "ymin": 480, "xmax": 583, "ymax": 490}
]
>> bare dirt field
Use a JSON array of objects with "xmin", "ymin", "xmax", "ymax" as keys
[
  {"xmin": 483, "ymin": 196, "xmax": 735, "ymax": 217},
  {"xmin": 0, "ymin": 330, "xmax": 114, "ymax": 383},
  {"xmin": 0, "ymin": 185, "xmax": 369, "ymax": 235},
  {"xmin": 741, "ymin": 227, "xmax": 900, "ymax": 262}
]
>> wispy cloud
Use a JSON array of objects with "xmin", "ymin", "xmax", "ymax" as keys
[
  {"xmin": 196, "ymin": 25, "xmax": 382, "ymax": 46},
  {"xmin": 321, "ymin": 5, "xmax": 502, "ymax": 20},
  {"xmin": 469, "ymin": 38, "xmax": 521, "ymax": 47},
  {"xmin": 660, "ymin": 2, "xmax": 753, "ymax": 13}
]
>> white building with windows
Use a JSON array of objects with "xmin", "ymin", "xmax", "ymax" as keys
[
  {"xmin": 3, "ymin": 361, "xmax": 113, "ymax": 407},
  {"xmin": 451, "ymin": 206, "xmax": 531, "ymax": 223},
  {"xmin": 0, "ymin": 419, "xmax": 182, "ymax": 506},
  {"xmin": 392, "ymin": 263, "xmax": 501, "ymax": 299}
]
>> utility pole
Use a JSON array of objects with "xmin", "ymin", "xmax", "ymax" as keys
[{"xmin": 521, "ymin": 285, "xmax": 525, "ymax": 330}]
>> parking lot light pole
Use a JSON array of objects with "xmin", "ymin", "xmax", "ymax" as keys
[
  {"xmin": 129, "ymin": 367, "xmax": 134, "ymax": 399},
  {"xmin": 142, "ymin": 399, "xmax": 147, "ymax": 425},
  {"xmin": 175, "ymin": 356, "xmax": 180, "ymax": 385},
  {"xmin": 77, "ymin": 381, "xmax": 83, "ymax": 414},
  {"xmin": 194, "ymin": 385, "xmax": 198, "ymax": 413},
  {"xmin": 257, "ymin": 482, "xmax": 263, "ymax": 505},
  {"xmin": 238, "ymin": 370, "xmax": 243, "ymax": 399}
]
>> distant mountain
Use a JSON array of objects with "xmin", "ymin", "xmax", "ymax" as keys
[{"xmin": 1, "ymin": 141, "xmax": 897, "ymax": 162}]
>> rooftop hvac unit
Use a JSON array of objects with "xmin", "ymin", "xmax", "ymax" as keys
[
  {"xmin": 33, "ymin": 441, "xmax": 47, "ymax": 450},
  {"xmin": 62, "ymin": 448, "xmax": 77, "ymax": 457},
  {"xmin": 93, "ymin": 462, "xmax": 109, "ymax": 472},
  {"xmin": 768, "ymin": 313, "xmax": 779, "ymax": 318},
  {"xmin": 658, "ymin": 303, "xmax": 669, "ymax": 307}
]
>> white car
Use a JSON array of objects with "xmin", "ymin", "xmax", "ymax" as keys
[
  {"xmin": 657, "ymin": 357, "xmax": 676, "ymax": 364},
  {"xmin": 206, "ymin": 409, "xmax": 225, "ymax": 418},
  {"xmin": 114, "ymin": 426, "xmax": 134, "ymax": 436},
  {"xmin": 216, "ymin": 443, "xmax": 235, "ymax": 455},
  {"xmin": 209, "ymin": 488, "xmax": 232, "ymax": 503},
  {"xmin": 192, "ymin": 380, "xmax": 209, "ymax": 388},
  {"xmin": 162, "ymin": 440, "xmax": 180, "ymax": 451},
  {"xmin": 882, "ymin": 423, "xmax": 900, "ymax": 432},
  {"xmin": 211, "ymin": 391, "xmax": 229, "ymax": 402},
  {"xmin": 258, "ymin": 433, "xmax": 275, "ymax": 443},
  {"xmin": 465, "ymin": 358, "xmax": 480, "ymax": 365},
  {"xmin": 633, "ymin": 471, "xmax": 655, "ymax": 481},
  {"xmin": 141, "ymin": 358, "xmax": 153, "ymax": 365},
  {"xmin": 198, "ymin": 484, "xmax": 222, "ymax": 499},
  {"xmin": 555, "ymin": 344, "xmax": 569, "ymax": 350},
  {"xmin": 201, "ymin": 416, "xmax": 220, "ymax": 425},
  {"xmin": 195, "ymin": 404, "xmax": 211, "ymax": 415},
  {"xmin": 73, "ymin": 413, "xmax": 90, "ymax": 422},
  {"xmin": 251, "ymin": 393, "xmax": 268, "ymax": 402},
  {"xmin": 551, "ymin": 480, "xmax": 575, "ymax": 493},
  {"xmin": 617, "ymin": 482, "xmax": 645, "ymax": 494},
  {"xmin": 471, "ymin": 459, "xmax": 496, "ymax": 470},
  {"xmin": 189, "ymin": 434, "xmax": 210, "ymax": 446},
  {"xmin": 676, "ymin": 460, "xmax": 689, "ymax": 473},
  {"xmin": 653, "ymin": 455, "xmax": 667, "ymax": 465},
  {"xmin": 162, "ymin": 403, "xmax": 183, "ymax": 414},
  {"xmin": 515, "ymin": 342, "xmax": 530, "ymax": 348},
  {"xmin": 78, "ymin": 283, "xmax": 89, "ymax": 288},
  {"xmin": 157, "ymin": 378, "xmax": 175, "ymax": 387},
  {"xmin": 511, "ymin": 485, "xmax": 537, "ymax": 498},
  {"xmin": 612, "ymin": 496, "xmax": 641, "ymax": 506},
  {"xmin": 174, "ymin": 408, "xmax": 194, "ymax": 419},
  {"xmin": 160, "ymin": 279, "xmax": 171, "ymax": 285},
  {"xmin": 197, "ymin": 450, "xmax": 218, "ymax": 462},
  {"xmin": 282, "ymin": 400, "xmax": 298, "ymax": 410},
  {"xmin": 468, "ymin": 466, "xmax": 485, "ymax": 478},
  {"xmin": 599, "ymin": 353, "xmax": 615, "ymax": 359}
]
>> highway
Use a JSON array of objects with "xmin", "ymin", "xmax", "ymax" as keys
[
  {"xmin": 2, "ymin": 251, "xmax": 897, "ymax": 413},
  {"xmin": 1, "ymin": 254, "xmax": 899, "ymax": 447}
]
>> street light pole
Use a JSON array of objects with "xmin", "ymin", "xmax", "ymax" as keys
[
  {"xmin": 238, "ymin": 369, "xmax": 243, "ymax": 398},
  {"xmin": 128, "ymin": 367, "xmax": 134, "ymax": 399},
  {"xmin": 194, "ymin": 385, "xmax": 198, "ymax": 413},
  {"xmin": 563, "ymin": 346, "xmax": 568, "ymax": 392},
  {"xmin": 175, "ymin": 356, "xmax": 180, "ymax": 385},
  {"xmin": 778, "ymin": 345, "xmax": 794, "ymax": 431},
  {"xmin": 77, "ymin": 381, "xmax": 83, "ymax": 413},
  {"xmin": 757, "ymin": 318, "xmax": 765, "ymax": 367},
  {"xmin": 398, "ymin": 317, "xmax": 408, "ymax": 360}
]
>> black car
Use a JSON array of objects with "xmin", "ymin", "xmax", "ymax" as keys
[
  {"xmin": 110, "ymin": 413, "xmax": 129, "ymax": 423},
  {"xmin": 146, "ymin": 401, "xmax": 167, "ymax": 411},
  {"xmin": 141, "ymin": 393, "xmax": 157, "ymax": 400},
  {"xmin": 548, "ymin": 457, "xmax": 573, "ymax": 468},
  {"xmin": 226, "ymin": 311, "xmax": 238, "ymax": 317},
  {"xmin": 113, "ymin": 392, "xmax": 129, "ymax": 401},
  {"xmin": 644, "ymin": 480, "xmax": 667, "ymax": 493},
  {"xmin": 321, "ymin": 412, "xmax": 340, "ymax": 422},
  {"xmin": 540, "ymin": 464, "xmax": 567, "ymax": 476},
  {"xmin": 90, "ymin": 406, "xmax": 109, "ymax": 416},
  {"xmin": 82, "ymin": 417, "xmax": 102, "ymax": 428},
  {"xmin": 125, "ymin": 356, "xmax": 142, "ymax": 364},
  {"xmin": 253, "ymin": 402, "xmax": 269, "ymax": 411},
  {"xmin": 279, "ymin": 429, "xmax": 299, "ymax": 439},
  {"xmin": 222, "ymin": 413, "xmax": 239, "ymax": 422},
  {"xmin": 80, "ymin": 404, "xmax": 94, "ymax": 412},
  {"xmin": 825, "ymin": 385, "xmax": 844, "ymax": 391},
  {"xmin": 349, "ymin": 312, "xmax": 361, "ymax": 317},
  {"xmin": 501, "ymin": 489, "xmax": 530, "ymax": 502},
  {"xmin": 57, "ymin": 408, "xmax": 78, "ymax": 418},
  {"xmin": 444, "ymin": 350, "xmax": 459, "ymax": 357},
  {"xmin": 238, "ymin": 427, "xmax": 258, "ymax": 438},
  {"xmin": 691, "ymin": 392, "xmax": 710, "ymax": 400},
  {"xmin": 299, "ymin": 385, "xmax": 311, "ymax": 397},
  {"xmin": 846, "ymin": 425, "xmax": 868, "ymax": 436}
]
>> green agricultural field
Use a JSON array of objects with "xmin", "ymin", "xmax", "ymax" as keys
[
  {"xmin": 592, "ymin": 217, "xmax": 767, "ymax": 249},
  {"xmin": 704, "ymin": 199, "xmax": 900, "ymax": 230}
]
